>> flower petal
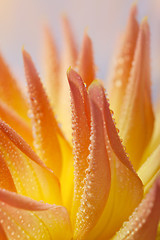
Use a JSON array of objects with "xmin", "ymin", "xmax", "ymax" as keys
[
  {"xmin": 0, "ymin": 224, "xmax": 7, "ymax": 240},
  {"xmin": 23, "ymin": 49, "xmax": 62, "ymax": 178},
  {"xmin": 43, "ymin": 26, "xmax": 60, "ymax": 111},
  {"xmin": 118, "ymin": 19, "xmax": 154, "ymax": 170},
  {"xmin": 142, "ymin": 105, "xmax": 160, "ymax": 163},
  {"xmin": 138, "ymin": 145, "xmax": 160, "ymax": 194},
  {"xmin": 86, "ymin": 81, "xmax": 143, "ymax": 239},
  {"xmin": 109, "ymin": 4, "xmax": 139, "ymax": 121},
  {"xmin": 58, "ymin": 16, "xmax": 78, "ymax": 141},
  {"xmin": 112, "ymin": 177, "xmax": 160, "ymax": 240},
  {"xmin": 78, "ymin": 32, "xmax": 95, "ymax": 86},
  {"xmin": 0, "ymin": 100, "xmax": 33, "ymax": 145},
  {"xmin": 67, "ymin": 69, "xmax": 91, "ymax": 227},
  {"xmin": 0, "ymin": 119, "xmax": 61, "ymax": 205},
  {"xmin": 73, "ymin": 79, "xmax": 111, "ymax": 239},
  {"xmin": 0, "ymin": 189, "xmax": 72, "ymax": 240},
  {"xmin": 0, "ymin": 154, "xmax": 16, "ymax": 192},
  {"xmin": 0, "ymin": 53, "xmax": 29, "ymax": 121}
]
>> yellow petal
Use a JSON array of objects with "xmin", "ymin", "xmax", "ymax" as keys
[
  {"xmin": 67, "ymin": 69, "xmax": 91, "ymax": 227},
  {"xmin": 0, "ymin": 119, "xmax": 61, "ymax": 205},
  {"xmin": 118, "ymin": 19, "xmax": 154, "ymax": 170},
  {"xmin": 0, "ymin": 99, "xmax": 33, "ymax": 145},
  {"xmin": 112, "ymin": 177, "xmax": 160, "ymax": 240},
  {"xmin": 138, "ymin": 145, "xmax": 160, "ymax": 194},
  {"xmin": 73, "ymin": 78, "xmax": 111, "ymax": 239},
  {"xmin": 0, "ymin": 53, "xmax": 29, "ymax": 121},
  {"xmin": 58, "ymin": 15, "xmax": 78, "ymax": 141},
  {"xmin": 86, "ymin": 81, "xmax": 143, "ymax": 239},
  {"xmin": 78, "ymin": 31, "xmax": 95, "ymax": 86},
  {"xmin": 0, "ymin": 189, "xmax": 72, "ymax": 240},
  {"xmin": 23, "ymin": 49, "xmax": 62, "ymax": 178},
  {"xmin": 109, "ymin": 4, "xmax": 139, "ymax": 121},
  {"xmin": 43, "ymin": 26, "xmax": 60, "ymax": 111},
  {"xmin": 142, "ymin": 105, "xmax": 160, "ymax": 163}
]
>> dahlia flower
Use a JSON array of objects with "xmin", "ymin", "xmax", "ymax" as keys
[{"xmin": 0, "ymin": 4, "xmax": 159, "ymax": 240}]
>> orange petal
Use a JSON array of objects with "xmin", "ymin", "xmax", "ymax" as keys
[
  {"xmin": 109, "ymin": 4, "xmax": 139, "ymax": 121},
  {"xmin": 0, "ymin": 53, "xmax": 29, "ymax": 121},
  {"xmin": 73, "ymin": 81, "xmax": 111, "ymax": 239},
  {"xmin": 0, "ymin": 189, "xmax": 72, "ymax": 239},
  {"xmin": 61, "ymin": 15, "xmax": 77, "ymax": 66},
  {"xmin": 23, "ymin": 49, "xmax": 62, "ymax": 178},
  {"xmin": 0, "ymin": 100, "xmax": 33, "ymax": 145},
  {"xmin": 57, "ymin": 16, "xmax": 78, "ymax": 141},
  {"xmin": 0, "ymin": 154, "xmax": 16, "ymax": 192},
  {"xmin": 43, "ymin": 26, "xmax": 60, "ymax": 111},
  {"xmin": 112, "ymin": 177, "xmax": 160, "ymax": 240},
  {"xmin": 78, "ymin": 31, "xmax": 95, "ymax": 86},
  {"xmin": 67, "ymin": 69, "xmax": 91, "ymax": 227},
  {"xmin": 86, "ymin": 81, "xmax": 143, "ymax": 239},
  {"xmin": 118, "ymin": 19, "xmax": 154, "ymax": 170},
  {"xmin": 0, "ymin": 224, "xmax": 7, "ymax": 240},
  {"xmin": 0, "ymin": 119, "xmax": 61, "ymax": 205}
]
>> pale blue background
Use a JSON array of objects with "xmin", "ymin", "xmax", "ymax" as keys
[{"xmin": 0, "ymin": 0, "xmax": 159, "ymax": 100}]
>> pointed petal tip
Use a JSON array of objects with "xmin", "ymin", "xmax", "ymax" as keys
[
  {"xmin": 140, "ymin": 16, "xmax": 149, "ymax": 30},
  {"xmin": 130, "ymin": 2, "xmax": 138, "ymax": 17},
  {"xmin": 22, "ymin": 48, "xmax": 32, "ymax": 66},
  {"xmin": 142, "ymin": 16, "xmax": 148, "ymax": 23},
  {"xmin": 84, "ymin": 26, "xmax": 89, "ymax": 35},
  {"xmin": 66, "ymin": 66, "xmax": 72, "ymax": 77}
]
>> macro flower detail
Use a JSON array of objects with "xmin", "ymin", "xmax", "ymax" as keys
[{"xmin": 0, "ymin": 4, "xmax": 159, "ymax": 240}]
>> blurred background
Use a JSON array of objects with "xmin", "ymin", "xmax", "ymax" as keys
[{"xmin": 0, "ymin": 0, "xmax": 159, "ymax": 100}]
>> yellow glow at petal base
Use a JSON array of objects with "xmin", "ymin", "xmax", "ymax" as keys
[
  {"xmin": 112, "ymin": 177, "xmax": 160, "ymax": 240},
  {"xmin": 138, "ymin": 145, "xmax": 160, "ymax": 194},
  {"xmin": 0, "ymin": 119, "xmax": 61, "ymax": 205},
  {"xmin": 0, "ymin": 189, "xmax": 72, "ymax": 240}
]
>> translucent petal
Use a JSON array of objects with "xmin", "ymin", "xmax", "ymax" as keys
[
  {"xmin": 142, "ymin": 105, "xmax": 160, "ymax": 163},
  {"xmin": 0, "ymin": 154, "xmax": 16, "ymax": 192},
  {"xmin": 0, "ymin": 100, "xmax": 32, "ymax": 145},
  {"xmin": 109, "ymin": 4, "xmax": 139, "ymax": 121},
  {"xmin": 58, "ymin": 16, "xmax": 78, "ymax": 141},
  {"xmin": 73, "ymin": 80, "xmax": 111, "ymax": 239},
  {"xmin": 118, "ymin": 19, "xmax": 154, "ymax": 170},
  {"xmin": 138, "ymin": 145, "xmax": 160, "ymax": 194},
  {"xmin": 0, "ymin": 53, "xmax": 29, "ymax": 121},
  {"xmin": 43, "ymin": 26, "xmax": 60, "ymax": 111},
  {"xmin": 0, "ymin": 224, "xmax": 7, "ymax": 240},
  {"xmin": 67, "ymin": 69, "xmax": 91, "ymax": 227},
  {"xmin": 0, "ymin": 189, "xmax": 72, "ymax": 240},
  {"xmin": 86, "ymin": 81, "xmax": 143, "ymax": 239},
  {"xmin": 23, "ymin": 49, "xmax": 62, "ymax": 178},
  {"xmin": 0, "ymin": 119, "xmax": 61, "ymax": 205},
  {"xmin": 112, "ymin": 177, "xmax": 160, "ymax": 240},
  {"xmin": 78, "ymin": 32, "xmax": 95, "ymax": 86}
]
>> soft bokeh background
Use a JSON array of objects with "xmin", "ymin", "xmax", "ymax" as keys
[{"xmin": 0, "ymin": 0, "xmax": 159, "ymax": 100}]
